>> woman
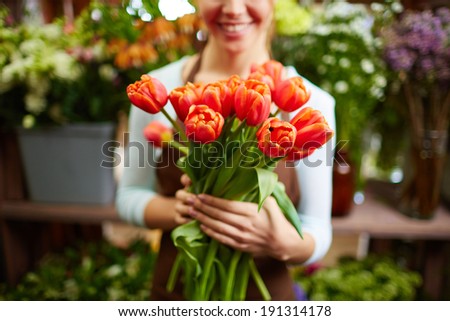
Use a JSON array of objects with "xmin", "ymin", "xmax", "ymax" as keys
[{"xmin": 116, "ymin": 0, "xmax": 336, "ymax": 300}]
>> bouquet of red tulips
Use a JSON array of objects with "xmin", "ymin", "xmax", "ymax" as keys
[{"xmin": 127, "ymin": 60, "xmax": 333, "ymax": 300}]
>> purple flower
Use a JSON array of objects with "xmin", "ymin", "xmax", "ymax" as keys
[
  {"xmin": 382, "ymin": 8, "xmax": 450, "ymax": 82},
  {"xmin": 385, "ymin": 47, "xmax": 416, "ymax": 72}
]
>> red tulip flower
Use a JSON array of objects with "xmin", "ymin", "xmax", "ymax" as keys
[
  {"xmin": 286, "ymin": 107, "xmax": 333, "ymax": 161},
  {"xmin": 143, "ymin": 121, "xmax": 173, "ymax": 148},
  {"xmin": 250, "ymin": 60, "xmax": 284, "ymax": 92},
  {"xmin": 127, "ymin": 74, "xmax": 168, "ymax": 114},
  {"xmin": 184, "ymin": 105, "xmax": 224, "ymax": 144},
  {"xmin": 248, "ymin": 70, "xmax": 275, "ymax": 94},
  {"xmin": 290, "ymin": 107, "xmax": 327, "ymax": 130},
  {"xmin": 169, "ymin": 82, "xmax": 205, "ymax": 121},
  {"xmin": 225, "ymin": 74, "xmax": 242, "ymax": 95},
  {"xmin": 256, "ymin": 117, "xmax": 297, "ymax": 158},
  {"xmin": 202, "ymin": 81, "xmax": 233, "ymax": 117},
  {"xmin": 273, "ymin": 77, "xmax": 311, "ymax": 113},
  {"xmin": 234, "ymin": 79, "xmax": 272, "ymax": 126}
]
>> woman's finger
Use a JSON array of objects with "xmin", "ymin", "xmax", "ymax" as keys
[
  {"xmin": 191, "ymin": 197, "xmax": 254, "ymax": 231},
  {"xmin": 174, "ymin": 201, "xmax": 193, "ymax": 225},
  {"xmin": 175, "ymin": 189, "xmax": 196, "ymax": 205},
  {"xmin": 190, "ymin": 207, "xmax": 256, "ymax": 252},
  {"xmin": 174, "ymin": 212, "xmax": 192, "ymax": 225},
  {"xmin": 200, "ymin": 223, "xmax": 252, "ymax": 252},
  {"xmin": 189, "ymin": 203, "xmax": 268, "ymax": 247},
  {"xmin": 180, "ymin": 174, "xmax": 192, "ymax": 189},
  {"xmin": 196, "ymin": 193, "xmax": 258, "ymax": 217}
]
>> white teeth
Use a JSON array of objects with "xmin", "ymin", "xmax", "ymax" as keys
[{"xmin": 221, "ymin": 23, "xmax": 249, "ymax": 33}]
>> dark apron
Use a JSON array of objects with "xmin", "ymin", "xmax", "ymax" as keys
[{"xmin": 150, "ymin": 145, "xmax": 301, "ymax": 300}]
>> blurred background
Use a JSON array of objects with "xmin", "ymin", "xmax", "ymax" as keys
[{"xmin": 0, "ymin": 0, "xmax": 449, "ymax": 301}]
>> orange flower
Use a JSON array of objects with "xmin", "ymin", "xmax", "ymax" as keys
[
  {"xmin": 176, "ymin": 13, "xmax": 198, "ymax": 34},
  {"xmin": 286, "ymin": 107, "xmax": 333, "ymax": 161},
  {"xmin": 127, "ymin": 74, "xmax": 168, "ymax": 114},
  {"xmin": 148, "ymin": 17, "xmax": 176, "ymax": 44},
  {"xmin": 113, "ymin": 42, "xmax": 158, "ymax": 69},
  {"xmin": 273, "ymin": 77, "xmax": 311, "ymax": 112},
  {"xmin": 224, "ymin": 74, "xmax": 242, "ymax": 95},
  {"xmin": 234, "ymin": 79, "xmax": 271, "ymax": 126},
  {"xmin": 247, "ymin": 71, "xmax": 275, "ymax": 94},
  {"xmin": 290, "ymin": 107, "xmax": 327, "ymax": 130},
  {"xmin": 169, "ymin": 34, "xmax": 193, "ymax": 52},
  {"xmin": 143, "ymin": 121, "xmax": 173, "ymax": 148},
  {"xmin": 108, "ymin": 38, "xmax": 128, "ymax": 55},
  {"xmin": 202, "ymin": 81, "xmax": 233, "ymax": 117},
  {"xmin": 256, "ymin": 117, "xmax": 297, "ymax": 158},
  {"xmin": 169, "ymin": 82, "xmax": 205, "ymax": 121},
  {"xmin": 250, "ymin": 60, "xmax": 284, "ymax": 93},
  {"xmin": 184, "ymin": 105, "xmax": 224, "ymax": 144}
]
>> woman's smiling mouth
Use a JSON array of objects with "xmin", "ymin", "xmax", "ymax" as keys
[{"xmin": 218, "ymin": 22, "xmax": 252, "ymax": 34}]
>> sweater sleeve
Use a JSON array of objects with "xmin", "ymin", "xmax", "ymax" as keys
[{"xmin": 286, "ymin": 66, "xmax": 336, "ymax": 265}]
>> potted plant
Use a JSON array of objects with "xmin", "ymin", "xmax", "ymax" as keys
[
  {"xmin": 0, "ymin": 3, "xmax": 201, "ymax": 204},
  {"xmin": 379, "ymin": 6, "xmax": 450, "ymax": 219},
  {"xmin": 292, "ymin": 255, "xmax": 422, "ymax": 300},
  {"xmin": 0, "ymin": 239, "xmax": 157, "ymax": 300}
]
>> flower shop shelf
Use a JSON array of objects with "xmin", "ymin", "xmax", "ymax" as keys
[
  {"xmin": 0, "ymin": 201, "xmax": 120, "ymax": 224},
  {"xmin": 332, "ymin": 196, "xmax": 450, "ymax": 240},
  {"xmin": 331, "ymin": 180, "xmax": 450, "ymax": 300},
  {"xmin": 0, "ymin": 200, "xmax": 120, "ymax": 286}
]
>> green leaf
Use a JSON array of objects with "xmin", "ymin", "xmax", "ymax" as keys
[
  {"xmin": 272, "ymin": 182, "xmax": 303, "ymax": 238},
  {"xmin": 255, "ymin": 168, "xmax": 278, "ymax": 211},
  {"xmin": 210, "ymin": 140, "xmax": 241, "ymax": 195},
  {"xmin": 220, "ymin": 167, "xmax": 258, "ymax": 200},
  {"xmin": 171, "ymin": 221, "xmax": 208, "ymax": 278},
  {"xmin": 201, "ymin": 166, "xmax": 220, "ymax": 194}
]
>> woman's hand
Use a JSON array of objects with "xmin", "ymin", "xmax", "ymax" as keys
[
  {"xmin": 174, "ymin": 174, "xmax": 314, "ymax": 263},
  {"xmin": 187, "ymin": 193, "xmax": 303, "ymax": 260},
  {"xmin": 173, "ymin": 174, "xmax": 195, "ymax": 226}
]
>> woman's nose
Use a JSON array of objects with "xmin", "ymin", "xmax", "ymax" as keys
[{"xmin": 222, "ymin": 0, "xmax": 246, "ymax": 16}]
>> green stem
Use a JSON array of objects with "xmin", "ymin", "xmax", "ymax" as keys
[
  {"xmin": 166, "ymin": 254, "xmax": 182, "ymax": 292},
  {"xmin": 161, "ymin": 108, "xmax": 189, "ymax": 143},
  {"xmin": 220, "ymin": 115, "xmax": 236, "ymax": 145},
  {"xmin": 249, "ymin": 258, "xmax": 271, "ymax": 301},
  {"xmin": 224, "ymin": 250, "xmax": 242, "ymax": 300},
  {"xmin": 232, "ymin": 253, "xmax": 251, "ymax": 300},
  {"xmin": 243, "ymin": 126, "xmax": 256, "ymax": 143},
  {"xmin": 169, "ymin": 141, "xmax": 189, "ymax": 155},
  {"xmin": 272, "ymin": 109, "xmax": 281, "ymax": 117},
  {"xmin": 197, "ymin": 239, "xmax": 219, "ymax": 300},
  {"xmin": 229, "ymin": 120, "xmax": 247, "ymax": 142}
]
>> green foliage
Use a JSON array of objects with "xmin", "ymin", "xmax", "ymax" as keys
[
  {"xmin": 293, "ymin": 255, "xmax": 422, "ymax": 301},
  {"xmin": 274, "ymin": 0, "xmax": 313, "ymax": 36},
  {"xmin": 272, "ymin": 0, "xmax": 390, "ymax": 187},
  {"xmin": 0, "ymin": 2, "xmax": 199, "ymax": 128},
  {"xmin": 0, "ymin": 239, "xmax": 157, "ymax": 300}
]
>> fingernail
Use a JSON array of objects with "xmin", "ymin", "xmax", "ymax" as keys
[
  {"xmin": 189, "ymin": 207, "xmax": 197, "ymax": 218},
  {"xmin": 187, "ymin": 196, "xmax": 195, "ymax": 205},
  {"xmin": 198, "ymin": 194, "xmax": 206, "ymax": 201}
]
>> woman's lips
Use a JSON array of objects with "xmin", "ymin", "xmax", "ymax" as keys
[{"xmin": 217, "ymin": 22, "xmax": 252, "ymax": 36}]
